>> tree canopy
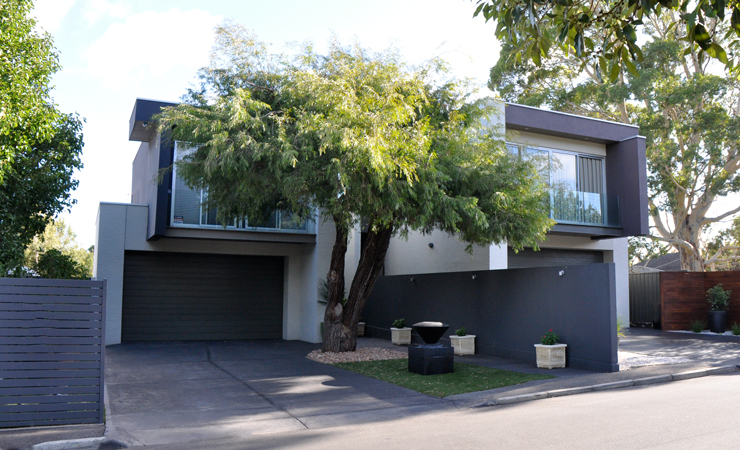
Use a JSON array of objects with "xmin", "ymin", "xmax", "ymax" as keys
[
  {"xmin": 0, "ymin": 0, "xmax": 61, "ymax": 180},
  {"xmin": 474, "ymin": 0, "xmax": 740, "ymax": 78},
  {"xmin": 156, "ymin": 22, "xmax": 553, "ymax": 351},
  {"xmin": 25, "ymin": 219, "xmax": 93, "ymax": 279},
  {"xmin": 0, "ymin": 114, "xmax": 84, "ymax": 275},
  {"xmin": 488, "ymin": 11, "xmax": 740, "ymax": 271}
]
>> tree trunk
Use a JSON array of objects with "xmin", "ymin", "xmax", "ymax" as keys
[
  {"xmin": 322, "ymin": 220, "xmax": 349, "ymax": 352},
  {"xmin": 679, "ymin": 246, "xmax": 704, "ymax": 272},
  {"xmin": 322, "ymin": 222, "xmax": 394, "ymax": 353}
]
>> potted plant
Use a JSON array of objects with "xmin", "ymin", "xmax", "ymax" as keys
[
  {"xmin": 707, "ymin": 283, "xmax": 732, "ymax": 333},
  {"xmin": 357, "ymin": 317, "xmax": 365, "ymax": 337},
  {"xmin": 534, "ymin": 329, "xmax": 567, "ymax": 369},
  {"xmin": 390, "ymin": 318, "xmax": 412, "ymax": 345},
  {"xmin": 450, "ymin": 327, "xmax": 475, "ymax": 355}
]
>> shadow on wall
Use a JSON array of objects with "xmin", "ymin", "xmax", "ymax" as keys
[{"xmin": 364, "ymin": 264, "xmax": 619, "ymax": 372}]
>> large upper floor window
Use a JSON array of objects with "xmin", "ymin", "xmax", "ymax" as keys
[
  {"xmin": 170, "ymin": 142, "xmax": 314, "ymax": 233},
  {"xmin": 507, "ymin": 143, "xmax": 618, "ymax": 227}
]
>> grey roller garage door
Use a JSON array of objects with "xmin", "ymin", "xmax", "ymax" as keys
[
  {"xmin": 507, "ymin": 247, "xmax": 604, "ymax": 269},
  {"xmin": 122, "ymin": 251, "xmax": 284, "ymax": 341}
]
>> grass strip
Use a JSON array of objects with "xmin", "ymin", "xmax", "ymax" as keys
[{"xmin": 334, "ymin": 359, "xmax": 553, "ymax": 397}]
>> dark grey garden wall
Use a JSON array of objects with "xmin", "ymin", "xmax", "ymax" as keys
[
  {"xmin": 0, "ymin": 278, "xmax": 107, "ymax": 428},
  {"xmin": 364, "ymin": 264, "xmax": 618, "ymax": 372}
]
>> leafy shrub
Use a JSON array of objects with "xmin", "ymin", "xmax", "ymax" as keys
[
  {"xmin": 730, "ymin": 322, "xmax": 740, "ymax": 336},
  {"xmin": 541, "ymin": 329, "xmax": 559, "ymax": 345},
  {"xmin": 707, "ymin": 284, "xmax": 732, "ymax": 312},
  {"xmin": 616, "ymin": 317, "xmax": 627, "ymax": 339},
  {"xmin": 689, "ymin": 319, "xmax": 707, "ymax": 333},
  {"xmin": 392, "ymin": 318, "xmax": 406, "ymax": 328},
  {"xmin": 455, "ymin": 327, "xmax": 467, "ymax": 336},
  {"xmin": 33, "ymin": 249, "xmax": 87, "ymax": 279}
]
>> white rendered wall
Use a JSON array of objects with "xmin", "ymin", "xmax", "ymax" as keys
[
  {"xmin": 94, "ymin": 202, "xmax": 322, "ymax": 346},
  {"xmin": 384, "ymin": 229, "xmax": 490, "ymax": 276},
  {"xmin": 507, "ymin": 131, "xmax": 607, "ymax": 157}
]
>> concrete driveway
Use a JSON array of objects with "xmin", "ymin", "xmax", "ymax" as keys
[
  {"xmin": 620, "ymin": 327, "xmax": 740, "ymax": 365},
  {"xmin": 104, "ymin": 340, "xmax": 457, "ymax": 447}
]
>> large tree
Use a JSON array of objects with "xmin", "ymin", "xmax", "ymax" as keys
[
  {"xmin": 0, "ymin": 114, "xmax": 84, "ymax": 275},
  {"xmin": 25, "ymin": 219, "xmax": 93, "ymax": 278},
  {"xmin": 488, "ymin": 10, "xmax": 740, "ymax": 271},
  {"xmin": 0, "ymin": 0, "xmax": 61, "ymax": 180},
  {"xmin": 157, "ymin": 23, "xmax": 553, "ymax": 352}
]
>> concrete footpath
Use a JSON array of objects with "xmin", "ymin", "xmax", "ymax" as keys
[{"xmin": 2, "ymin": 328, "xmax": 739, "ymax": 449}]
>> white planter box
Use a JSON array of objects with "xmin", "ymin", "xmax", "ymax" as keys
[
  {"xmin": 391, "ymin": 327, "xmax": 412, "ymax": 345},
  {"xmin": 450, "ymin": 335, "xmax": 476, "ymax": 355},
  {"xmin": 535, "ymin": 344, "xmax": 567, "ymax": 369},
  {"xmin": 357, "ymin": 322, "xmax": 365, "ymax": 337}
]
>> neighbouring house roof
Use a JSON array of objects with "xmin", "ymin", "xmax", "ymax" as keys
[{"xmin": 631, "ymin": 253, "xmax": 682, "ymax": 273}]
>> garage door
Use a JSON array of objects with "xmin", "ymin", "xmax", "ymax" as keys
[
  {"xmin": 121, "ymin": 251, "xmax": 284, "ymax": 341},
  {"xmin": 507, "ymin": 247, "xmax": 604, "ymax": 269}
]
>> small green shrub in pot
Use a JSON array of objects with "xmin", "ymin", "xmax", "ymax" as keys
[
  {"xmin": 731, "ymin": 322, "xmax": 740, "ymax": 336},
  {"xmin": 707, "ymin": 284, "xmax": 732, "ymax": 311},
  {"xmin": 392, "ymin": 318, "xmax": 406, "ymax": 328},
  {"xmin": 690, "ymin": 319, "xmax": 707, "ymax": 333},
  {"xmin": 455, "ymin": 327, "xmax": 466, "ymax": 337},
  {"xmin": 541, "ymin": 329, "xmax": 559, "ymax": 345}
]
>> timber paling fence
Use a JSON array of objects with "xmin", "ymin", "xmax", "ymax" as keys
[{"xmin": 0, "ymin": 278, "xmax": 106, "ymax": 428}]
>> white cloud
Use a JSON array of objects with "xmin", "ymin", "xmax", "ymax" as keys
[
  {"xmin": 32, "ymin": 0, "xmax": 76, "ymax": 33},
  {"xmin": 82, "ymin": 0, "xmax": 127, "ymax": 24},
  {"xmin": 86, "ymin": 8, "xmax": 222, "ymax": 91}
]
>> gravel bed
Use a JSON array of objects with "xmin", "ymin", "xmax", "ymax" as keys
[
  {"xmin": 618, "ymin": 351, "xmax": 692, "ymax": 371},
  {"xmin": 668, "ymin": 330, "xmax": 740, "ymax": 337},
  {"xmin": 307, "ymin": 347, "xmax": 407, "ymax": 364}
]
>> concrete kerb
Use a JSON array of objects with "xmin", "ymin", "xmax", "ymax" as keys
[
  {"xmin": 476, "ymin": 365, "xmax": 739, "ymax": 408},
  {"xmin": 31, "ymin": 437, "xmax": 126, "ymax": 450}
]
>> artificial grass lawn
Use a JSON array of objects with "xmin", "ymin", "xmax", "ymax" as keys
[{"xmin": 333, "ymin": 359, "xmax": 554, "ymax": 397}]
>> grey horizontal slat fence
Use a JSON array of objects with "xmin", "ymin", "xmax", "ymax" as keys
[
  {"xmin": 0, "ymin": 278, "xmax": 106, "ymax": 428},
  {"xmin": 629, "ymin": 273, "xmax": 661, "ymax": 327}
]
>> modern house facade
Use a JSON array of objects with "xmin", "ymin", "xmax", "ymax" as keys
[{"xmin": 94, "ymin": 98, "xmax": 647, "ymax": 347}]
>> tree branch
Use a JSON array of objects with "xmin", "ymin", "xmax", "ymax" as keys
[{"xmin": 702, "ymin": 204, "xmax": 740, "ymax": 226}]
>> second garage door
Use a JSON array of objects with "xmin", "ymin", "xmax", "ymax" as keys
[{"xmin": 121, "ymin": 251, "xmax": 284, "ymax": 341}]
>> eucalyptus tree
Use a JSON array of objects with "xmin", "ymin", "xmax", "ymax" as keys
[
  {"xmin": 156, "ymin": 22, "xmax": 553, "ymax": 352},
  {"xmin": 488, "ymin": 11, "xmax": 740, "ymax": 271}
]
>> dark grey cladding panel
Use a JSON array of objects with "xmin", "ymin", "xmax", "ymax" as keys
[
  {"xmin": 364, "ymin": 264, "xmax": 618, "ymax": 372},
  {"xmin": 606, "ymin": 136, "xmax": 649, "ymax": 236},
  {"xmin": 129, "ymin": 98, "xmax": 178, "ymax": 142},
  {"xmin": 504, "ymin": 103, "xmax": 639, "ymax": 144}
]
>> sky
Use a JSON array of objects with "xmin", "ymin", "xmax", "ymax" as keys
[{"xmin": 31, "ymin": 0, "xmax": 502, "ymax": 248}]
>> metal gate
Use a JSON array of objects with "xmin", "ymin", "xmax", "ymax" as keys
[{"xmin": 629, "ymin": 272, "xmax": 661, "ymax": 327}]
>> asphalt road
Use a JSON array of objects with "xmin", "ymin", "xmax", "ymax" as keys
[{"xmin": 144, "ymin": 372, "xmax": 740, "ymax": 450}]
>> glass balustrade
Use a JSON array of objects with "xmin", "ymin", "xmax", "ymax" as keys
[{"xmin": 549, "ymin": 189, "xmax": 620, "ymax": 228}]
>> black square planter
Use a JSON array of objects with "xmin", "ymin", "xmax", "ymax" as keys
[{"xmin": 408, "ymin": 344, "xmax": 454, "ymax": 375}]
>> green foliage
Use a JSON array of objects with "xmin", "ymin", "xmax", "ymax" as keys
[
  {"xmin": 730, "ymin": 322, "xmax": 740, "ymax": 335},
  {"xmin": 334, "ymin": 359, "xmax": 553, "ymax": 397},
  {"xmin": 541, "ymin": 329, "xmax": 560, "ymax": 345},
  {"xmin": 25, "ymin": 219, "xmax": 92, "ymax": 279},
  {"xmin": 0, "ymin": 0, "xmax": 62, "ymax": 180},
  {"xmin": 455, "ymin": 327, "xmax": 467, "ymax": 336},
  {"xmin": 156, "ymin": 23, "xmax": 553, "ymax": 351},
  {"xmin": 707, "ymin": 283, "xmax": 732, "ymax": 311},
  {"xmin": 392, "ymin": 318, "xmax": 406, "ymax": 329},
  {"xmin": 629, "ymin": 236, "xmax": 671, "ymax": 266},
  {"xmin": 705, "ymin": 217, "xmax": 740, "ymax": 270},
  {"xmin": 487, "ymin": 14, "xmax": 740, "ymax": 272},
  {"xmin": 616, "ymin": 317, "xmax": 627, "ymax": 339},
  {"xmin": 32, "ymin": 249, "xmax": 87, "ymax": 280},
  {"xmin": 690, "ymin": 319, "xmax": 708, "ymax": 333},
  {"xmin": 473, "ymin": 0, "xmax": 740, "ymax": 76},
  {"xmin": 0, "ymin": 114, "xmax": 84, "ymax": 275}
]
